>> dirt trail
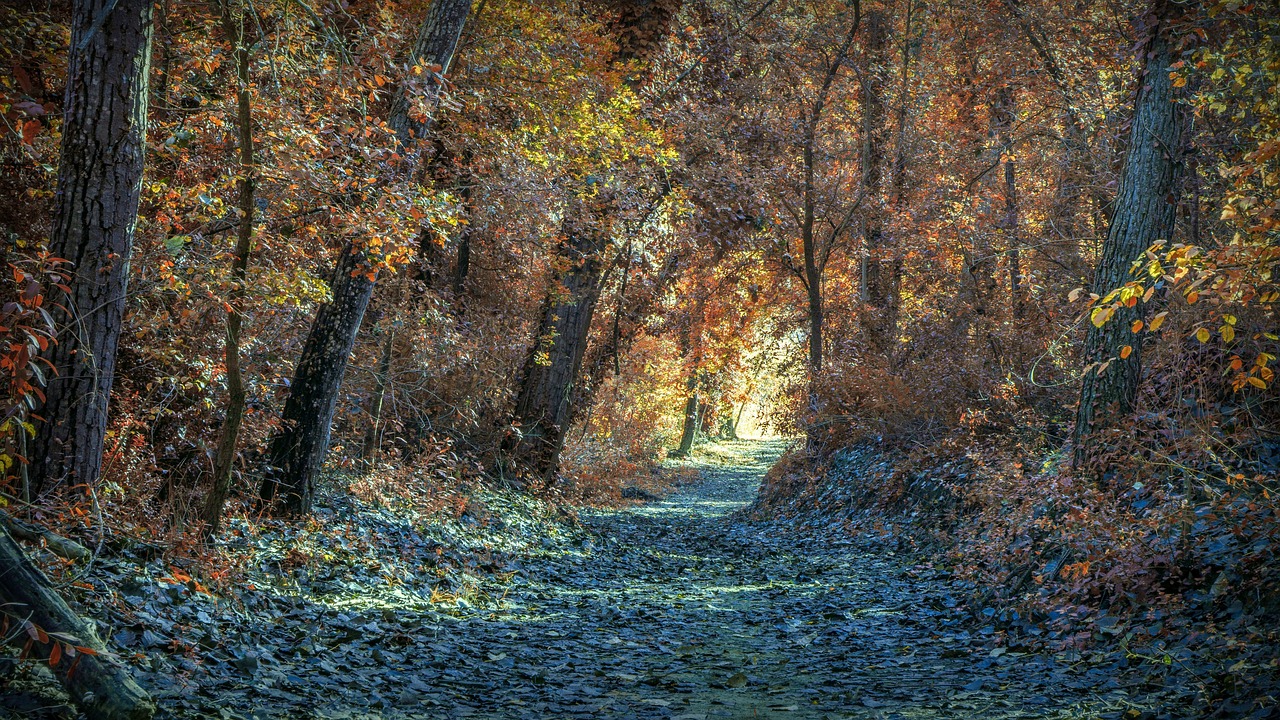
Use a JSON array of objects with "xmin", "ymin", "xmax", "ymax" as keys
[
  {"xmin": 409, "ymin": 439, "xmax": 1123, "ymax": 720},
  {"xmin": 4, "ymin": 441, "xmax": 1139, "ymax": 719}
]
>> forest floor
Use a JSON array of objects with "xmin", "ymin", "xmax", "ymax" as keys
[{"xmin": 5, "ymin": 440, "xmax": 1169, "ymax": 720}]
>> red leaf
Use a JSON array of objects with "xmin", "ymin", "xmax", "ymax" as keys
[{"xmin": 21, "ymin": 119, "xmax": 41, "ymax": 145}]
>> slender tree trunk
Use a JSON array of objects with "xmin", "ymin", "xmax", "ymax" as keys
[
  {"xmin": 881, "ymin": 0, "xmax": 913, "ymax": 356},
  {"xmin": 203, "ymin": 0, "xmax": 256, "ymax": 538},
  {"xmin": 1073, "ymin": 1, "xmax": 1184, "ymax": 465},
  {"xmin": 672, "ymin": 297, "xmax": 703, "ymax": 458},
  {"xmin": 361, "ymin": 275, "xmax": 411, "ymax": 461},
  {"xmin": 506, "ymin": 217, "xmax": 609, "ymax": 484},
  {"xmin": 799, "ymin": 6, "xmax": 860, "ymax": 449},
  {"xmin": 675, "ymin": 383, "xmax": 699, "ymax": 457},
  {"xmin": 361, "ymin": 328, "xmax": 396, "ymax": 462},
  {"xmin": 955, "ymin": 45, "xmax": 997, "ymax": 332},
  {"xmin": 450, "ymin": 150, "xmax": 477, "ymax": 297},
  {"xmin": 29, "ymin": 0, "xmax": 152, "ymax": 497},
  {"xmin": 993, "ymin": 85, "xmax": 1024, "ymax": 318},
  {"xmin": 861, "ymin": 9, "xmax": 891, "ymax": 352},
  {"xmin": 260, "ymin": 246, "xmax": 376, "ymax": 513},
  {"xmin": 259, "ymin": 0, "xmax": 470, "ymax": 514},
  {"xmin": 1, "ymin": 528, "xmax": 155, "ymax": 720},
  {"xmin": 1003, "ymin": 0, "xmax": 1111, "ymax": 240}
]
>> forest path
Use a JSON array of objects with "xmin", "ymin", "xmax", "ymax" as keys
[
  {"xmin": 412, "ymin": 439, "xmax": 1120, "ymax": 720},
  {"xmin": 2, "ymin": 440, "xmax": 1135, "ymax": 720}
]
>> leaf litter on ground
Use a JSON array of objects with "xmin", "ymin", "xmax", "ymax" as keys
[{"xmin": 2, "ymin": 440, "xmax": 1218, "ymax": 719}]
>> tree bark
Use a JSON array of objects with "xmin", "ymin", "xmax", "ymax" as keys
[
  {"xmin": 259, "ymin": 0, "xmax": 470, "ymax": 514},
  {"xmin": 259, "ymin": 246, "xmax": 376, "ymax": 514},
  {"xmin": 0, "ymin": 528, "xmax": 155, "ymax": 720},
  {"xmin": 1073, "ymin": 1, "xmax": 1184, "ymax": 465},
  {"xmin": 506, "ymin": 218, "xmax": 609, "ymax": 484},
  {"xmin": 203, "ymin": 0, "xmax": 256, "ymax": 538},
  {"xmin": 29, "ymin": 0, "xmax": 153, "ymax": 497},
  {"xmin": 674, "ymin": 385, "xmax": 699, "ymax": 457},
  {"xmin": 388, "ymin": 0, "xmax": 472, "ymax": 147},
  {"xmin": 860, "ymin": 8, "xmax": 892, "ymax": 352},
  {"xmin": 672, "ymin": 298, "xmax": 703, "ymax": 458},
  {"xmin": 993, "ymin": 85, "xmax": 1024, "ymax": 318}
]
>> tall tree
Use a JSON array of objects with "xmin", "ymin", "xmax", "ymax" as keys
[
  {"xmin": 507, "ymin": 207, "xmax": 614, "ymax": 482},
  {"xmin": 259, "ymin": 0, "xmax": 472, "ymax": 514},
  {"xmin": 1073, "ymin": 0, "xmax": 1184, "ymax": 465},
  {"xmin": 505, "ymin": 0, "xmax": 682, "ymax": 483},
  {"xmin": 992, "ymin": 85, "xmax": 1024, "ymax": 318},
  {"xmin": 859, "ymin": 6, "xmax": 891, "ymax": 352},
  {"xmin": 28, "ymin": 0, "xmax": 153, "ymax": 496},
  {"xmin": 2, "ymin": 0, "xmax": 158, "ymax": 716},
  {"xmin": 202, "ymin": 0, "xmax": 258, "ymax": 537},
  {"xmin": 800, "ymin": 6, "xmax": 861, "ymax": 375}
]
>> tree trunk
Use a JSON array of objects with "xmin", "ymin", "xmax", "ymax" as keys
[
  {"xmin": 504, "ymin": 1, "xmax": 682, "ymax": 482},
  {"xmin": 29, "ymin": 0, "xmax": 152, "ymax": 497},
  {"xmin": 0, "ymin": 528, "xmax": 155, "ymax": 720},
  {"xmin": 361, "ymin": 327, "xmax": 396, "ymax": 463},
  {"xmin": 1073, "ymin": 1, "xmax": 1184, "ymax": 465},
  {"xmin": 799, "ymin": 7, "xmax": 861, "ymax": 449},
  {"xmin": 389, "ymin": 0, "xmax": 472, "ymax": 147},
  {"xmin": 861, "ymin": 9, "xmax": 892, "ymax": 352},
  {"xmin": 993, "ymin": 85, "xmax": 1024, "ymax": 318},
  {"xmin": 259, "ymin": 246, "xmax": 376, "ymax": 514},
  {"xmin": 674, "ymin": 385, "xmax": 699, "ymax": 457},
  {"xmin": 672, "ymin": 301, "xmax": 703, "ymax": 458},
  {"xmin": 506, "ymin": 219, "xmax": 609, "ymax": 485},
  {"xmin": 1002, "ymin": 0, "xmax": 1111, "ymax": 242},
  {"xmin": 259, "ymin": 0, "xmax": 470, "ymax": 514},
  {"xmin": 361, "ymin": 276, "xmax": 411, "ymax": 461},
  {"xmin": 203, "ymin": 0, "xmax": 256, "ymax": 538}
]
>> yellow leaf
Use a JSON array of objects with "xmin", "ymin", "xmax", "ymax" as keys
[
  {"xmin": 1248, "ymin": 376, "xmax": 1267, "ymax": 389},
  {"xmin": 1222, "ymin": 325, "xmax": 1236, "ymax": 343},
  {"xmin": 1131, "ymin": 320, "xmax": 1144, "ymax": 333},
  {"xmin": 1091, "ymin": 307, "xmax": 1113, "ymax": 328},
  {"xmin": 1120, "ymin": 345, "xmax": 1133, "ymax": 359},
  {"xmin": 1196, "ymin": 328, "xmax": 1211, "ymax": 343},
  {"xmin": 1149, "ymin": 312, "xmax": 1168, "ymax": 332}
]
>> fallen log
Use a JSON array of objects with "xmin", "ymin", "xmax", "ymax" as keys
[
  {"xmin": 1, "ymin": 511, "xmax": 92, "ymax": 563},
  {"xmin": 0, "ymin": 526, "xmax": 155, "ymax": 720}
]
